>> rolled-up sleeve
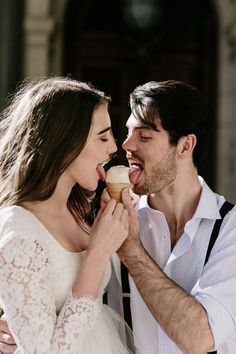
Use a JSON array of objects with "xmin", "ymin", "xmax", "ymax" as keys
[{"xmin": 191, "ymin": 224, "xmax": 236, "ymax": 349}]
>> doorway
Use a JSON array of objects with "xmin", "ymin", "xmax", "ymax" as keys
[{"xmin": 63, "ymin": 0, "xmax": 218, "ymax": 188}]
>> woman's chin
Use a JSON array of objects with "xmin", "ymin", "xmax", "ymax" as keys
[{"xmin": 87, "ymin": 182, "xmax": 98, "ymax": 192}]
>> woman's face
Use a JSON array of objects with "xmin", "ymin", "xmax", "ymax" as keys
[{"xmin": 66, "ymin": 102, "xmax": 117, "ymax": 191}]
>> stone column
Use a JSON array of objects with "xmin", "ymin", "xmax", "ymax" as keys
[
  {"xmin": 215, "ymin": 0, "xmax": 236, "ymax": 202},
  {"xmin": 23, "ymin": 0, "xmax": 54, "ymax": 78}
]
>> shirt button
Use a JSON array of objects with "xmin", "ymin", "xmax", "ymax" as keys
[{"xmin": 161, "ymin": 235, "xmax": 166, "ymax": 239}]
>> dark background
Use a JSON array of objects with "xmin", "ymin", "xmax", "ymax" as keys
[{"xmin": 63, "ymin": 0, "xmax": 218, "ymax": 189}]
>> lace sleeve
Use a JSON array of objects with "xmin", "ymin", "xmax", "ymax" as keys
[{"xmin": 0, "ymin": 231, "xmax": 100, "ymax": 354}]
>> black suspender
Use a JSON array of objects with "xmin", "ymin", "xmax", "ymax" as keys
[
  {"xmin": 121, "ymin": 201, "xmax": 234, "ymax": 352},
  {"xmin": 205, "ymin": 200, "xmax": 234, "ymax": 354},
  {"xmin": 121, "ymin": 262, "xmax": 132, "ymax": 328},
  {"xmin": 204, "ymin": 201, "xmax": 234, "ymax": 266}
]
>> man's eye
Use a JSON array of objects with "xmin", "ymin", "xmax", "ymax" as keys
[
  {"xmin": 101, "ymin": 138, "xmax": 108, "ymax": 142},
  {"xmin": 140, "ymin": 136, "xmax": 151, "ymax": 141}
]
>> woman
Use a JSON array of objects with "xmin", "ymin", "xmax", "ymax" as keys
[{"xmin": 0, "ymin": 77, "xmax": 135, "ymax": 353}]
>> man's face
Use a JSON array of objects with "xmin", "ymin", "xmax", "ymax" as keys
[{"xmin": 122, "ymin": 114, "xmax": 177, "ymax": 195}]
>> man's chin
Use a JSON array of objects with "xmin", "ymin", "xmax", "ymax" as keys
[{"xmin": 132, "ymin": 184, "xmax": 146, "ymax": 196}]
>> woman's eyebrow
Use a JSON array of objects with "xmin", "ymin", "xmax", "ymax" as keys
[{"xmin": 97, "ymin": 127, "xmax": 111, "ymax": 135}]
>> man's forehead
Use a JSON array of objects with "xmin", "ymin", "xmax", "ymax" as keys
[
  {"xmin": 126, "ymin": 114, "xmax": 139, "ymax": 128},
  {"xmin": 126, "ymin": 113, "xmax": 161, "ymax": 131}
]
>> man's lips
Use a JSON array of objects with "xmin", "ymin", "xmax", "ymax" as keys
[{"xmin": 127, "ymin": 158, "xmax": 144, "ymax": 185}]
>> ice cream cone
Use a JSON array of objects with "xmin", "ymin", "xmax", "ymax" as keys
[
  {"xmin": 106, "ymin": 165, "xmax": 132, "ymax": 201},
  {"xmin": 106, "ymin": 182, "xmax": 131, "ymax": 201}
]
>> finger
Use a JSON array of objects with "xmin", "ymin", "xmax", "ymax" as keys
[
  {"xmin": 100, "ymin": 188, "xmax": 110, "ymax": 210},
  {"xmin": 121, "ymin": 189, "xmax": 136, "ymax": 216},
  {"xmin": 92, "ymin": 199, "xmax": 117, "ymax": 231},
  {"xmin": 92, "ymin": 207, "xmax": 104, "ymax": 228},
  {"xmin": 102, "ymin": 198, "xmax": 117, "ymax": 215},
  {"xmin": 112, "ymin": 202, "xmax": 125, "ymax": 219},
  {"xmin": 121, "ymin": 208, "xmax": 129, "ymax": 224},
  {"xmin": 130, "ymin": 188, "xmax": 139, "ymax": 206},
  {"xmin": 100, "ymin": 200, "xmax": 106, "ymax": 213}
]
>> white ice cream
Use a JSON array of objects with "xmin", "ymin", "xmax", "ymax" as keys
[{"xmin": 106, "ymin": 165, "xmax": 130, "ymax": 184}]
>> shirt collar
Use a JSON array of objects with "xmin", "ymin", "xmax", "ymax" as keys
[
  {"xmin": 136, "ymin": 176, "xmax": 221, "ymax": 219},
  {"xmin": 193, "ymin": 176, "xmax": 221, "ymax": 220},
  {"xmin": 136, "ymin": 176, "xmax": 223, "ymax": 242},
  {"xmin": 137, "ymin": 194, "xmax": 149, "ymax": 210}
]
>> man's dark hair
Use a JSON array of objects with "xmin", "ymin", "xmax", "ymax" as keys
[{"xmin": 130, "ymin": 80, "xmax": 210, "ymax": 168}]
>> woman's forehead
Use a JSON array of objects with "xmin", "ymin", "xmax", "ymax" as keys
[{"xmin": 89, "ymin": 103, "xmax": 111, "ymax": 134}]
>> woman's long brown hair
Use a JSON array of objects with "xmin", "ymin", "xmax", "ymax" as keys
[{"xmin": 0, "ymin": 77, "xmax": 111, "ymax": 225}]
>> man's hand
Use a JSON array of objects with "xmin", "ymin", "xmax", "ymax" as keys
[
  {"xmin": 0, "ymin": 314, "xmax": 17, "ymax": 353},
  {"xmin": 117, "ymin": 188, "xmax": 142, "ymax": 258},
  {"xmin": 121, "ymin": 188, "xmax": 139, "ymax": 241},
  {"xmin": 100, "ymin": 187, "xmax": 142, "ymax": 260}
]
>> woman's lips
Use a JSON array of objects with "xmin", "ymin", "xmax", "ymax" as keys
[{"xmin": 96, "ymin": 165, "xmax": 106, "ymax": 181}]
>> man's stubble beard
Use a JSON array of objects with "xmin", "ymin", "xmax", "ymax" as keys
[{"xmin": 133, "ymin": 148, "xmax": 177, "ymax": 195}]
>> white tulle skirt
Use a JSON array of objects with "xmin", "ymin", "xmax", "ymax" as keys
[{"xmin": 78, "ymin": 304, "xmax": 139, "ymax": 353}]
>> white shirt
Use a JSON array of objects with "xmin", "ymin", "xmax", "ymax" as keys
[{"xmin": 108, "ymin": 177, "xmax": 236, "ymax": 354}]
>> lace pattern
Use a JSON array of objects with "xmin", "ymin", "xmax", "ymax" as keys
[
  {"xmin": 0, "ymin": 226, "xmax": 100, "ymax": 353},
  {"xmin": 54, "ymin": 293, "xmax": 100, "ymax": 352}
]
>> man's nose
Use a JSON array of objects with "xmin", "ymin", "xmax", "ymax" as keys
[{"xmin": 122, "ymin": 135, "xmax": 135, "ymax": 151}]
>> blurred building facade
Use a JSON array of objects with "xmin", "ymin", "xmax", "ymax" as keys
[{"xmin": 0, "ymin": 0, "xmax": 236, "ymax": 201}]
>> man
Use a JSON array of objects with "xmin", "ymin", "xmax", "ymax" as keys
[
  {"xmin": 1, "ymin": 81, "xmax": 236, "ymax": 354},
  {"xmin": 107, "ymin": 80, "xmax": 236, "ymax": 354}
]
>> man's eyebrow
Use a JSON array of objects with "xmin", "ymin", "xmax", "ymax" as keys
[
  {"xmin": 97, "ymin": 127, "xmax": 111, "ymax": 135},
  {"xmin": 127, "ymin": 125, "xmax": 160, "ymax": 132}
]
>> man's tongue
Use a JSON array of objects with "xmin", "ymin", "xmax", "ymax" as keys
[
  {"xmin": 129, "ymin": 165, "xmax": 142, "ymax": 185},
  {"xmin": 96, "ymin": 165, "xmax": 106, "ymax": 181}
]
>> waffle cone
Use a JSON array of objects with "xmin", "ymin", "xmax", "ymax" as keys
[{"xmin": 106, "ymin": 182, "xmax": 131, "ymax": 202}]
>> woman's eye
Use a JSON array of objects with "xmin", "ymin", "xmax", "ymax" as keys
[{"xmin": 100, "ymin": 133, "xmax": 111, "ymax": 142}]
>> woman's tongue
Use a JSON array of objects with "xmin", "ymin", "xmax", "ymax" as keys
[
  {"xmin": 129, "ymin": 165, "xmax": 143, "ymax": 185},
  {"xmin": 96, "ymin": 165, "xmax": 106, "ymax": 181}
]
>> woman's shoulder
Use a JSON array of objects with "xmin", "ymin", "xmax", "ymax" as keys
[
  {"xmin": 0, "ymin": 206, "xmax": 39, "ymax": 248},
  {"xmin": 0, "ymin": 205, "xmax": 33, "ymax": 230}
]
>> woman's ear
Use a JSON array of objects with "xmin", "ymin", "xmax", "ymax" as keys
[{"xmin": 178, "ymin": 134, "xmax": 197, "ymax": 157}]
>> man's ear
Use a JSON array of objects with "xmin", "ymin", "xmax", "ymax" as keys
[{"xmin": 178, "ymin": 134, "xmax": 197, "ymax": 157}]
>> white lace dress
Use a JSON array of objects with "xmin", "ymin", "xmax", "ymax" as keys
[{"xmin": 0, "ymin": 206, "xmax": 135, "ymax": 354}]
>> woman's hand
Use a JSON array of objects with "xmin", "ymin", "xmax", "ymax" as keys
[
  {"xmin": 100, "ymin": 187, "xmax": 139, "ymax": 211},
  {"xmin": 89, "ymin": 196, "xmax": 129, "ymax": 258},
  {"xmin": 0, "ymin": 314, "xmax": 17, "ymax": 353},
  {"xmin": 99, "ymin": 187, "xmax": 141, "ymax": 263}
]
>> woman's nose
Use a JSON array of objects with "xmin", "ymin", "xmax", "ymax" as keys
[{"xmin": 109, "ymin": 134, "xmax": 117, "ymax": 154}]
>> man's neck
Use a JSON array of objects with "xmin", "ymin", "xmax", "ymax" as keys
[{"xmin": 147, "ymin": 172, "xmax": 202, "ymax": 245}]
